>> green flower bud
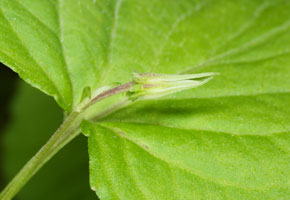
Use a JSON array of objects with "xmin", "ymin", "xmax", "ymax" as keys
[{"xmin": 127, "ymin": 72, "xmax": 218, "ymax": 100}]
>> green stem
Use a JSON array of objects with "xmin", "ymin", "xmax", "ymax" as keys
[
  {"xmin": 0, "ymin": 111, "xmax": 82, "ymax": 200},
  {"xmin": 0, "ymin": 82, "xmax": 135, "ymax": 200}
]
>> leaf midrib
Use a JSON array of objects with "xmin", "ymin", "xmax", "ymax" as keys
[
  {"xmin": 56, "ymin": 0, "xmax": 74, "ymax": 108},
  {"xmin": 98, "ymin": 0, "xmax": 123, "ymax": 86},
  {"xmin": 101, "ymin": 121, "xmax": 290, "ymax": 137}
]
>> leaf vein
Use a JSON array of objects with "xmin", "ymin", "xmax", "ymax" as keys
[
  {"xmin": 181, "ymin": 18, "xmax": 290, "ymax": 73},
  {"xmin": 56, "ymin": 0, "xmax": 74, "ymax": 108},
  {"xmin": 122, "ymin": 140, "xmax": 150, "ymax": 200},
  {"xmin": 100, "ymin": 124, "xmax": 284, "ymax": 191},
  {"xmin": 99, "ymin": 0, "xmax": 123, "ymax": 86},
  {"xmin": 152, "ymin": 2, "xmax": 207, "ymax": 70}
]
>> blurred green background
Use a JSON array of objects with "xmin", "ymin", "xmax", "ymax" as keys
[{"xmin": 0, "ymin": 63, "xmax": 96, "ymax": 200}]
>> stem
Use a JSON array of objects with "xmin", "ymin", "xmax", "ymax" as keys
[
  {"xmin": 0, "ymin": 112, "xmax": 82, "ymax": 200},
  {"xmin": 0, "ymin": 82, "xmax": 135, "ymax": 200},
  {"xmin": 83, "ymin": 81, "xmax": 134, "ymax": 110}
]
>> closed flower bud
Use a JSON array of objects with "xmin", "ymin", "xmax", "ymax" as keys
[{"xmin": 127, "ymin": 72, "xmax": 218, "ymax": 100}]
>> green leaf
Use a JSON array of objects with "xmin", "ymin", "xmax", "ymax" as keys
[
  {"xmin": 2, "ymin": 80, "xmax": 96, "ymax": 200},
  {"xmin": 1, "ymin": 0, "xmax": 290, "ymax": 199},
  {"xmin": 79, "ymin": 0, "xmax": 290, "ymax": 199},
  {"xmin": 2, "ymin": 0, "xmax": 289, "ymax": 112},
  {"xmin": 83, "ymin": 93, "xmax": 290, "ymax": 199}
]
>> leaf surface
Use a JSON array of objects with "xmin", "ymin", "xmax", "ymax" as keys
[
  {"xmin": 0, "ymin": 0, "xmax": 290, "ymax": 199},
  {"xmin": 79, "ymin": 0, "xmax": 290, "ymax": 199},
  {"xmin": 2, "ymin": 0, "xmax": 289, "ymax": 110},
  {"xmin": 83, "ymin": 92, "xmax": 290, "ymax": 199}
]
